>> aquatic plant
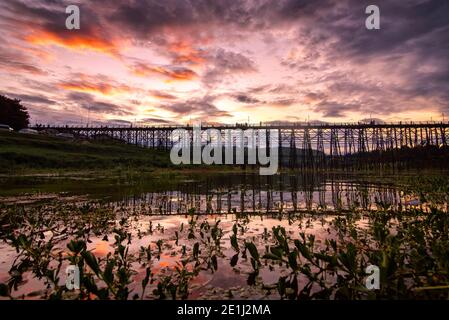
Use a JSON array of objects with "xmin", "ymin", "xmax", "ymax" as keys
[{"xmin": 0, "ymin": 175, "xmax": 448, "ymax": 300}]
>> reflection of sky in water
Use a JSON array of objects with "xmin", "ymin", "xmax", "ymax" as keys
[
  {"xmin": 0, "ymin": 212, "xmax": 347, "ymax": 299},
  {"xmin": 0, "ymin": 173, "xmax": 425, "ymax": 299}
]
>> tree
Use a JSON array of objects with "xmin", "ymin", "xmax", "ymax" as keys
[{"xmin": 0, "ymin": 95, "xmax": 30, "ymax": 130}]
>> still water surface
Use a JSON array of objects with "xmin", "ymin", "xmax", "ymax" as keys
[{"xmin": 0, "ymin": 172, "xmax": 425, "ymax": 299}]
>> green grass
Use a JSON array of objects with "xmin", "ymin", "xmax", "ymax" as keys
[{"xmin": 0, "ymin": 131, "xmax": 173, "ymax": 173}]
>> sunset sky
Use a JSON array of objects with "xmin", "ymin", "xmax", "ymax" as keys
[{"xmin": 1, "ymin": 0, "xmax": 448, "ymax": 126}]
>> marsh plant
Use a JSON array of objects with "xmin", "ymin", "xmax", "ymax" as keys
[{"xmin": 0, "ymin": 177, "xmax": 448, "ymax": 300}]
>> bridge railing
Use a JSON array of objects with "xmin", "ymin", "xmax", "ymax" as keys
[{"xmin": 32, "ymin": 120, "xmax": 449, "ymax": 130}]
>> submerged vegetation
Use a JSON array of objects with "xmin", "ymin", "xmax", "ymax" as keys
[{"xmin": 0, "ymin": 175, "xmax": 448, "ymax": 300}]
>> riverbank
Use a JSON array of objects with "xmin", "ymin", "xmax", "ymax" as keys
[
  {"xmin": 0, "ymin": 131, "xmax": 174, "ymax": 173},
  {"xmin": 2, "ymin": 131, "xmax": 449, "ymax": 181}
]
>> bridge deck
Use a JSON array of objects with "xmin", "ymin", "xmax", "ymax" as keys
[{"xmin": 31, "ymin": 122, "xmax": 449, "ymax": 131}]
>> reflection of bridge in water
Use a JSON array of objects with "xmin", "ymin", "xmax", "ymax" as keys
[
  {"xmin": 33, "ymin": 122, "xmax": 449, "ymax": 168},
  {"xmin": 116, "ymin": 174, "xmax": 413, "ymax": 215}
]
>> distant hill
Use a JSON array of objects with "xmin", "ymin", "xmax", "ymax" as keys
[{"xmin": 278, "ymin": 146, "xmax": 325, "ymax": 167}]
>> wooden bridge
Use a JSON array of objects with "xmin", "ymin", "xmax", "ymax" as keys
[{"xmin": 31, "ymin": 121, "xmax": 449, "ymax": 168}]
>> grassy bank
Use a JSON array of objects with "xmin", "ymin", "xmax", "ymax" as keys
[
  {"xmin": 2, "ymin": 131, "xmax": 449, "ymax": 179},
  {"xmin": 0, "ymin": 131, "xmax": 173, "ymax": 174}
]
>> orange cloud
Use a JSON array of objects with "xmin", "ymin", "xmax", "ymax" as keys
[
  {"xmin": 59, "ymin": 75, "xmax": 134, "ymax": 96},
  {"xmin": 25, "ymin": 30, "xmax": 121, "ymax": 58},
  {"xmin": 169, "ymin": 41, "xmax": 205, "ymax": 65},
  {"xmin": 131, "ymin": 63, "xmax": 197, "ymax": 81},
  {"xmin": 149, "ymin": 90, "xmax": 177, "ymax": 100},
  {"xmin": 60, "ymin": 83, "xmax": 131, "ymax": 95}
]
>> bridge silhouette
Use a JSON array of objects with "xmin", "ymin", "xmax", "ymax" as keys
[{"xmin": 32, "ymin": 121, "xmax": 449, "ymax": 168}]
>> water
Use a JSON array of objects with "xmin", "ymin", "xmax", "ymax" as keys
[
  {"xmin": 0, "ymin": 172, "xmax": 414, "ymax": 213},
  {"xmin": 1, "ymin": 171, "xmax": 445, "ymax": 300}
]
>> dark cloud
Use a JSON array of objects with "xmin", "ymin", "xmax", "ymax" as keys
[
  {"xmin": 149, "ymin": 90, "xmax": 178, "ymax": 100},
  {"xmin": 110, "ymin": 0, "xmax": 254, "ymax": 38},
  {"xmin": 207, "ymin": 49, "xmax": 257, "ymax": 72},
  {"xmin": 246, "ymin": 84, "xmax": 272, "ymax": 94},
  {"xmin": 304, "ymin": 91, "xmax": 328, "ymax": 101},
  {"xmin": 283, "ymin": 0, "xmax": 449, "ymax": 116},
  {"xmin": 329, "ymin": 1, "xmax": 449, "ymax": 59},
  {"xmin": 2, "ymin": 0, "xmax": 449, "ymax": 121},
  {"xmin": 314, "ymin": 100, "xmax": 360, "ymax": 118},
  {"xmin": 359, "ymin": 118, "xmax": 385, "ymax": 124},
  {"xmin": 230, "ymin": 81, "xmax": 300, "ymax": 107},
  {"xmin": 234, "ymin": 94, "xmax": 260, "ymax": 104},
  {"xmin": 140, "ymin": 117, "xmax": 174, "ymax": 125},
  {"xmin": 0, "ymin": 0, "xmax": 120, "ymax": 56},
  {"xmin": 203, "ymin": 48, "xmax": 257, "ymax": 85},
  {"xmin": 107, "ymin": 0, "xmax": 338, "ymax": 40},
  {"xmin": 67, "ymin": 92, "xmax": 132, "ymax": 116},
  {"xmin": 0, "ymin": 41, "xmax": 47, "ymax": 75},
  {"xmin": 5, "ymin": 0, "xmax": 448, "ymax": 61},
  {"xmin": 268, "ymin": 84, "xmax": 299, "ymax": 95},
  {"xmin": 158, "ymin": 95, "xmax": 231, "ymax": 118},
  {"xmin": 270, "ymin": 98, "xmax": 297, "ymax": 107},
  {"xmin": 0, "ymin": 58, "xmax": 47, "ymax": 75},
  {"xmin": 0, "ymin": 92, "xmax": 56, "ymax": 105},
  {"xmin": 106, "ymin": 119, "xmax": 133, "ymax": 126},
  {"xmin": 130, "ymin": 62, "xmax": 198, "ymax": 80}
]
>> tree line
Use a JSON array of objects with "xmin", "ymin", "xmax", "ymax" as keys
[{"xmin": 0, "ymin": 95, "xmax": 30, "ymax": 130}]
